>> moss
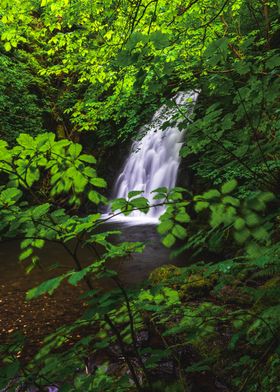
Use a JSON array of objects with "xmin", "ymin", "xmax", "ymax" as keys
[
  {"xmin": 180, "ymin": 273, "xmax": 216, "ymax": 298},
  {"xmin": 149, "ymin": 265, "xmax": 181, "ymax": 285},
  {"xmin": 149, "ymin": 267, "xmax": 217, "ymax": 299}
]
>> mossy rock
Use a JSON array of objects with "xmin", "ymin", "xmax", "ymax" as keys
[
  {"xmin": 149, "ymin": 264, "xmax": 181, "ymax": 285},
  {"xmin": 179, "ymin": 273, "xmax": 216, "ymax": 298}
]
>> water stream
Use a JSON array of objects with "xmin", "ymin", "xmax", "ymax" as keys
[{"xmin": 108, "ymin": 91, "xmax": 198, "ymax": 223}]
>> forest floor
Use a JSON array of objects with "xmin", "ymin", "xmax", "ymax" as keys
[
  {"xmin": 0, "ymin": 277, "xmax": 87, "ymax": 362},
  {"xmin": 0, "ymin": 264, "xmax": 233, "ymax": 391}
]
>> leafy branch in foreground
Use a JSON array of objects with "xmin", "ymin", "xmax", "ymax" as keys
[
  {"xmin": 0, "ymin": 133, "xmax": 150, "ymax": 391},
  {"xmin": 0, "ymin": 131, "xmax": 280, "ymax": 391}
]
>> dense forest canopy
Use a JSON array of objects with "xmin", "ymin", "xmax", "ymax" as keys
[
  {"xmin": 2, "ymin": 0, "xmax": 276, "ymax": 145},
  {"xmin": 0, "ymin": 0, "xmax": 280, "ymax": 391}
]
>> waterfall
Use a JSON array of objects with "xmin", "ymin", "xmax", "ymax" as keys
[{"xmin": 108, "ymin": 91, "xmax": 198, "ymax": 224}]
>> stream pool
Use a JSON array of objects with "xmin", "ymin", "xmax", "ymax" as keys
[{"xmin": 0, "ymin": 222, "xmax": 185, "ymax": 361}]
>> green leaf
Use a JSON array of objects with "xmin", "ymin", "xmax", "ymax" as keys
[
  {"xmin": 233, "ymin": 217, "xmax": 246, "ymax": 231},
  {"xmin": 153, "ymin": 192, "xmax": 167, "ymax": 200},
  {"xmin": 157, "ymin": 220, "xmax": 173, "ymax": 234},
  {"xmin": 258, "ymin": 192, "xmax": 275, "ymax": 203},
  {"xmin": 32, "ymin": 203, "xmax": 50, "ymax": 219},
  {"xmin": 162, "ymin": 233, "xmax": 176, "ymax": 248},
  {"xmin": 1, "ymin": 361, "xmax": 20, "ymax": 384},
  {"xmin": 266, "ymin": 54, "xmax": 280, "ymax": 70},
  {"xmin": 0, "ymin": 188, "xmax": 22, "ymax": 205},
  {"xmin": 128, "ymin": 190, "xmax": 144, "ymax": 198},
  {"xmin": 33, "ymin": 239, "xmax": 45, "ymax": 249},
  {"xmin": 84, "ymin": 167, "xmax": 96, "ymax": 178},
  {"xmin": 168, "ymin": 191, "xmax": 183, "ymax": 201},
  {"xmin": 245, "ymin": 213, "xmax": 260, "ymax": 227},
  {"xmin": 209, "ymin": 204, "xmax": 226, "ymax": 227},
  {"xmin": 16, "ymin": 133, "xmax": 34, "ymax": 147},
  {"xmin": 152, "ymin": 187, "xmax": 168, "ymax": 194},
  {"xmin": 150, "ymin": 31, "xmax": 170, "ymax": 49},
  {"xmin": 172, "ymin": 224, "xmax": 187, "ymax": 239},
  {"xmin": 222, "ymin": 196, "xmax": 240, "ymax": 207},
  {"xmin": 4, "ymin": 41, "xmax": 12, "ymax": 51},
  {"xmin": 88, "ymin": 190, "xmax": 100, "ymax": 204},
  {"xmin": 202, "ymin": 189, "xmax": 221, "ymax": 200},
  {"xmin": 204, "ymin": 37, "xmax": 228, "ymax": 66},
  {"xmin": 26, "ymin": 256, "xmax": 40, "ymax": 274},
  {"xmin": 228, "ymin": 333, "xmax": 242, "ymax": 350},
  {"xmin": 90, "ymin": 177, "xmax": 107, "ymax": 188},
  {"xmin": 130, "ymin": 197, "xmax": 149, "ymax": 212},
  {"xmin": 126, "ymin": 32, "xmax": 148, "ymax": 50},
  {"xmin": 195, "ymin": 201, "xmax": 209, "ymax": 212},
  {"xmin": 79, "ymin": 154, "xmax": 96, "ymax": 164},
  {"xmin": 251, "ymin": 227, "xmax": 269, "ymax": 241},
  {"xmin": 26, "ymin": 275, "xmax": 66, "ymax": 300},
  {"xmin": 111, "ymin": 198, "xmax": 127, "ymax": 211},
  {"xmin": 68, "ymin": 266, "xmax": 91, "ymax": 286},
  {"xmin": 173, "ymin": 187, "xmax": 188, "ymax": 193},
  {"xmin": 247, "ymin": 198, "xmax": 266, "ymax": 211},
  {"xmin": 20, "ymin": 239, "xmax": 33, "ymax": 249},
  {"xmin": 73, "ymin": 175, "xmax": 88, "ymax": 192},
  {"xmin": 19, "ymin": 248, "xmax": 33, "ymax": 261},
  {"xmin": 234, "ymin": 228, "xmax": 251, "ymax": 244},
  {"xmin": 26, "ymin": 167, "xmax": 40, "ymax": 186},
  {"xmin": 235, "ymin": 62, "xmax": 250, "ymax": 75},
  {"xmin": 221, "ymin": 179, "xmax": 238, "ymax": 194},
  {"xmin": 68, "ymin": 143, "xmax": 82, "ymax": 158},
  {"xmin": 175, "ymin": 212, "xmax": 191, "ymax": 223},
  {"xmin": 186, "ymin": 362, "xmax": 210, "ymax": 373}
]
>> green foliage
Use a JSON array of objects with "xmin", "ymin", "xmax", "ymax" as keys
[
  {"xmin": 0, "ymin": 134, "xmax": 152, "ymax": 391},
  {"xmin": 155, "ymin": 181, "xmax": 275, "ymax": 256},
  {"xmin": 0, "ymin": 0, "xmax": 249, "ymax": 149},
  {"xmin": 111, "ymin": 191, "xmax": 150, "ymax": 215},
  {"xmin": 0, "ymin": 132, "xmax": 106, "ymax": 209},
  {"xmin": 0, "ymin": 54, "xmax": 47, "ymax": 144},
  {"xmin": 1, "ymin": 0, "xmax": 280, "ymax": 391}
]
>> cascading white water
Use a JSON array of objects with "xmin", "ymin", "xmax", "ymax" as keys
[{"xmin": 109, "ymin": 91, "xmax": 198, "ymax": 223}]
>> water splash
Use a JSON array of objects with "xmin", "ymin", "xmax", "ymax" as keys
[{"xmin": 108, "ymin": 91, "xmax": 198, "ymax": 224}]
